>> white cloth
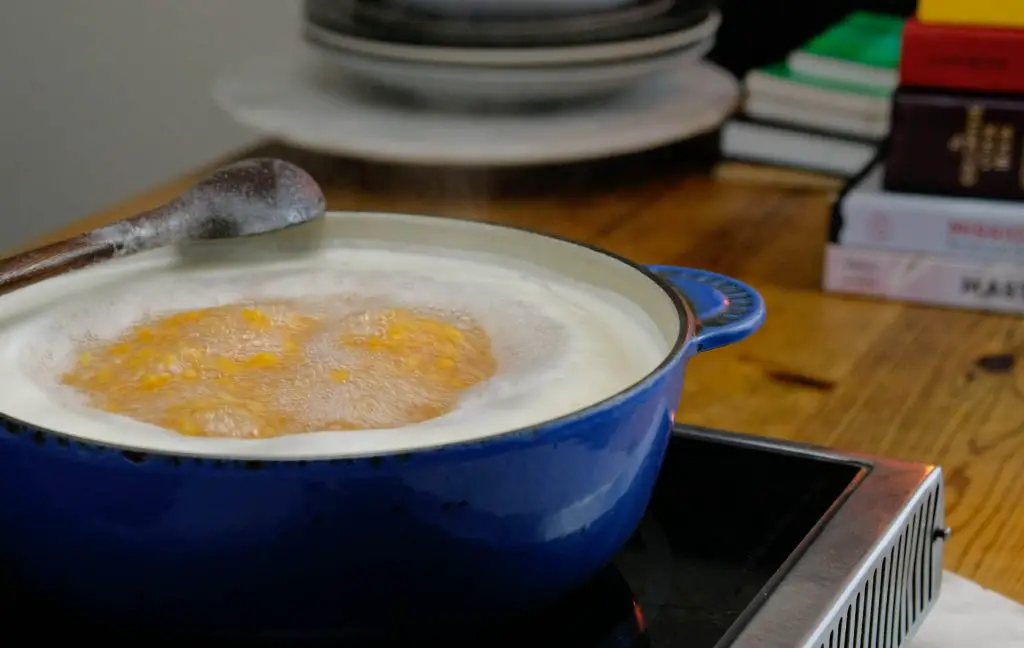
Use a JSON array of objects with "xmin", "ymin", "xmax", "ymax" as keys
[{"xmin": 912, "ymin": 572, "xmax": 1024, "ymax": 647}]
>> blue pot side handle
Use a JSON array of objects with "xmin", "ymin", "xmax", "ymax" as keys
[{"xmin": 647, "ymin": 265, "xmax": 766, "ymax": 353}]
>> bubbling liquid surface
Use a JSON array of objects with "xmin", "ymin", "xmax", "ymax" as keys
[
  {"xmin": 60, "ymin": 301, "xmax": 498, "ymax": 439},
  {"xmin": 0, "ymin": 241, "xmax": 670, "ymax": 458}
]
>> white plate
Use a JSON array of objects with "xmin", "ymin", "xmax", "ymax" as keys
[
  {"xmin": 212, "ymin": 53, "xmax": 739, "ymax": 167},
  {"xmin": 308, "ymin": 37, "xmax": 714, "ymax": 106},
  {"xmin": 302, "ymin": 9, "xmax": 720, "ymax": 66}
]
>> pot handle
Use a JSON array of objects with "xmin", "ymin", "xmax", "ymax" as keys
[{"xmin": 646, "ymin": 266, "xmax": 766, "ymax": 353}]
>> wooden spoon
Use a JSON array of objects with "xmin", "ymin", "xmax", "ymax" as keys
[{"xmin": 0, "ymin": 158, "xmax": 327, "ymax": 296}]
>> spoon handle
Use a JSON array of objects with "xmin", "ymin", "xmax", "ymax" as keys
[
  {"xmin": 0, "ymin": 235, "xmax": 119, "ymax": 296},
  {"xmin": 0, "ymin": 157, "xmax": 324, "ymax": 299},
  {"xmin": 0, "ymin": 202, "xmax": 188, "ymax": 298}
]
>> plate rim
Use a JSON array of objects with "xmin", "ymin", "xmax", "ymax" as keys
[
  {"xmin": 306, "ymin": 34, "xmax": 715, "ymax": 77},
  {"xmin": 304, "ymin": 0, "xmax": 705, "ymax": 48},
  {"xmin": 301, "ymin": 9, "xmax": 721, "ymax": 66},
  {"xmin": 211, "ymin": 55, "xmax": 740, "ymax": 167}
]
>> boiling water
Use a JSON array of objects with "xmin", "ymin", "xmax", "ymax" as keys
[
  {"xmin": 0, "ymin": 243, "xmax": 669, "ymax": 458},
  {"xmin": 60, "ymin": 300, "xmax": 500, "ymax": 438}
]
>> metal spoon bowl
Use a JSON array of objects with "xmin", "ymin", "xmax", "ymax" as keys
[{"xmin": 0, "ymin": 158, "xmax": 327, "ymax": 295}]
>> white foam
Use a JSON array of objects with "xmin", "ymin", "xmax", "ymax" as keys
[{"xmin": 0, "ymin": 236, "xmax": 670, "ymax": 459}]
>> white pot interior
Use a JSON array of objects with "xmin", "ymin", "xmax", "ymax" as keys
[{"xmin": 0, "ymin": 212, "xmax": 682, "ymax": 459}]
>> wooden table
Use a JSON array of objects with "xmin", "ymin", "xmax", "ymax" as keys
[{"xmin": 43, "ymin": 142, "xmax": 1024, "ymax": 604}]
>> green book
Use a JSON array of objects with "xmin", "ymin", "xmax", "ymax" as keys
[{"xmin": 786, "ymin": 11, "xmax": 905, "ymax": 90}]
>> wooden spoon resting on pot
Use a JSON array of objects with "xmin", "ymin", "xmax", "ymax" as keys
[{"xmin": 0, "ymin": 158, "xmax": 326, "ymax": 297}]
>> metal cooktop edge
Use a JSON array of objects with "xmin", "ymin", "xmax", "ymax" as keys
[{"xmin": 675, "ymin": 425, "xmax": 947, "ymax": 648}]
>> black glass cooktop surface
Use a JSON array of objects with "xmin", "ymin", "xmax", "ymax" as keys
[{"xmin": 0, "ymin": 426, "xmax": 862, "ymax": 646}]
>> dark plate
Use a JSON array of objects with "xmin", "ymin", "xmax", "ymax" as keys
[
  {"xmin": 359, "ymin": 0, "xmax": 674, "ymax": 24},
  {"xmin": 304, "ymin": 0, "xmax": 717, "ymax": 48},
  {"xmin": 358, "ymin": 0, "xmax": 656, "ymax": 20}
]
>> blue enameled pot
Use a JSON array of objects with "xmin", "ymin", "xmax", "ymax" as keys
[{"xmin": 0, "ymin": 212, "xmax": 764, "ymax": 637}]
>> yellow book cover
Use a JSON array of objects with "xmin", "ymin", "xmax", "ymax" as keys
[{"xmin": 918, "ymin": 0, "xmax": 1024, "ymax": 27}]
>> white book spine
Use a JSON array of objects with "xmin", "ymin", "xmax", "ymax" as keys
[
  {"xmin": 745, "ymin": 95, "xmax": 889, "ymax": 140},
  {"xmin": 786, "ymin": 52, "xmax": 898, "ymax": 91},
  {"xmin": 836, "ymin": 191, "xmax": 1024, "ymax": 262},
  {"xmin": 744, "ymin": 71, "xmax": 889, "ymax": 114},
  {"xmin": 823, "ymin": 245, "xmax": 1024, "ymax": 314}
]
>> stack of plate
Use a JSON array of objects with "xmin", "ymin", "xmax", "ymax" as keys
[
  {"xmin": 211, "ymin": 0, "xmax": 738, "ymax": 166},
  {"xmin": 302, "ymin": 0, "xmax": 722, "ymax": 106}
]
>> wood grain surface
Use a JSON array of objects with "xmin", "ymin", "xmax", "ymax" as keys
[{"xmin": 36, "ymin": 141, "xmax": 1024, "ymax": 604}]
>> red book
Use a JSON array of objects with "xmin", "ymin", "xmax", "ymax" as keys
[{"xmin": 900, "ymin": 18, "xmax": 1024, "ymax": 94}]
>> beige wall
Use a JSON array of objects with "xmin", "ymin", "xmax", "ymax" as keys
[{"xmin": 0, "ymin": 0, "xmax": 303, "ymax": 248}]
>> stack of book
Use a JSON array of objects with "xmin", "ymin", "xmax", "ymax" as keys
[
  {"xmin": 824, "ymin": 1, "xmax": 1024, "ymax": 314},
  {"xmin": 720, "ymin": 12, "xmax": 903, "ymax": 178}
]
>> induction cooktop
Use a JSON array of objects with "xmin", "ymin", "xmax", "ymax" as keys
[{"xmin": 0, "ymin": 424, "xmax": 946, "ymax": 647}]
